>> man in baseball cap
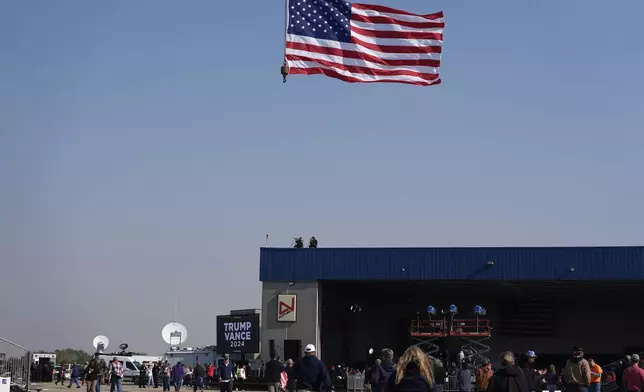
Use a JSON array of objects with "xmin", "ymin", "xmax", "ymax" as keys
[
  {"xmin": 294, "ymin": 344, "xmax": 331, "ymax": 392},
  {"xmin": 519, "ymin": 350, "xmax": 540, "ymax": 392}
]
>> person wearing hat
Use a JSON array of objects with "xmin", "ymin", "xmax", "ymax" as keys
[
  {"xmin": 518, "ymin": 351, "xmax": 541, "ymax": 392},
  {"xmin": 218, "ymin": 354, "xmax": 235, "ymax": 392},
  {"xmin": 563, "ymin": 346, "xmax": 591, "ymax": 392},
  {"xmin": 293, "ymin": 344, "xmax": 331, "ymax": 392}
]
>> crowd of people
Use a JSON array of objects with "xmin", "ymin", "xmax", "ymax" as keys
[
  {"xmin": 30, "ymin": 345, "xmax": 644, "ymax": 392},
  {"xmin": 128, "ymin": 353, "xmax": 247, "ymax": 392},
  {"xmin": 263, "ymin": 344, "xmax": 644, "ymax": 392}
]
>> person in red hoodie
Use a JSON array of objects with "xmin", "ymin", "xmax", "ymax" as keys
[
  {"xmin": 206, "ymin": 363, "xmax": 215, "ymax": 389},
  {"xmin": 622, "ymin": 354, "xmax": 644, "ymax": 392}
]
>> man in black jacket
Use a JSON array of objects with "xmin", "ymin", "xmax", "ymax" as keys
[
  {"xmin": 488, "ymin": 352, "xmax": 529, "ymax": 392},
  {"xmin": 193, "ymin": 361, "xmax": 205, "ymax": 392},
  {"xmin": 374, "ymin": 349, "xmax": 395, "ymax": 392},
  {"xmin": 285, "ymin": 359, "xmax": 296, "ymax": 392},
  {"xmin": 294, "ymin": 344, "xmax": 331, "ymax": 392},
  {"xmin": 265, "ymin": 354, "xmax": 284, "ymax": 392},
  {"xmin": 518, "ymin": 351, "xmax": 541, "ymax": 392},
  {"xmin": 432, "ymin": 357, "xmax": 447, "ymax": 392}
]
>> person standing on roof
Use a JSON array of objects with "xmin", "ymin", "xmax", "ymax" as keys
[
  {"xmin": 294, "ymin": 344, "xmax": 332, "ymax": 392},
  {"xmin": 563, "ymin": 346, "xmax": 591, "ymax": 392}
]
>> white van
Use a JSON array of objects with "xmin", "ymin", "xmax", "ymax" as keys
[{"xmin": 99, "ymin": 355, "xmax": 141, "ymax": 382}]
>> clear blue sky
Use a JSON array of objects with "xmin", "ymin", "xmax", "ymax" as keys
[{"xmin": 1, "ymin": 0, "xmax": 643, "ymax": 354}]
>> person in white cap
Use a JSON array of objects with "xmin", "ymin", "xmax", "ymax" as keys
[{"xmin": 294, "ymin": 344, "xmax": 332, "ymax": 392}]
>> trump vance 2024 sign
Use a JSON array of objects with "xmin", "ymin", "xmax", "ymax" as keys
[{"xmin": 216, "ymin": 314, "xmax": 260, "ymax": 354}]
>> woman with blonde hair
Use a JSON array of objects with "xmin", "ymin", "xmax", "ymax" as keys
[{"xmin": 385, "ymin": 346, "xmax": 435, "ymax": 392}]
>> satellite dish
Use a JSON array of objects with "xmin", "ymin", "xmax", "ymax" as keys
[
  {"xmin": 119, "ymin": 343, "xmax": 129, "ymax": 351},
  {"xmin": 93, "ymin": 336, "xmax": 109, "ymax": 353},
  {"xmin": 162, "ymin": 322, "xmax": 188, "ymax": 347}
]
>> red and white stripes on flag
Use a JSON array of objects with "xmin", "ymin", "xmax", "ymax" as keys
[{"xmin": 285, "ymin": 1, "xmax": 444, "ymax": 86}]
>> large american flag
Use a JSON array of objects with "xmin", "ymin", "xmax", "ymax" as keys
[{"xmin": 285, "ymin": 0, "xmax": 444, "ymax": 86}]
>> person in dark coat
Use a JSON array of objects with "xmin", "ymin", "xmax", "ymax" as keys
[
  {"xmin": 384, "ymin": 346, "xmax": 434, "ymax": 392},
  {"xmin": 265, "ymin": 354, "xmax": 283, "ymax": 392},
  {"xmin": 431, "ymin": 357, "xmax": 447, "ymax": 392},
  {"xmin": 294, "ymin": 344, "xmax": 332, "ymax": 392},
  {"xmin": 153, "ymin": 363, "xmax": 161, "ymax": 389},
  {"xmin": 139, "ymin": 366, "xmax": 148, "ymax": 388},
  {"xmin": 487, "ymin": 352, "xmax": 529, "ymax": 392},
  {"xmin": 193, "ymin": 361, "xmax": 205, "ymax": 392},
  {"xmin": 457, "ymin": 363, "xmax": 473, "ymax": 392},
  {"xmin": 518, "ymin": 351, "xmax": 542, "ymax": 392},
  {"xmin": 284, "ymin": 359, "xmax": 297, "ymax": 392},
  {"xmin": 376, "ymin": 349, "xmax": 396, "ymax": 392},
  {"xmin": 368, "ymin": 359, "xmax": 383, "ymax": 390},
  {"xmin": 218, "ymin": 355, "xmax": 235, "ymax": 392}
]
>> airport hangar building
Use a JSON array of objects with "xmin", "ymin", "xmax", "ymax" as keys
[{"xmin": 260, "ymin": 246, "xmax": 644, "ymax": 366}]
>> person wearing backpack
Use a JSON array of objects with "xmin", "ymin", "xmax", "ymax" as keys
[{"xmin": 85, "ymin": 353, "xmax": 103, "ymax": 392}]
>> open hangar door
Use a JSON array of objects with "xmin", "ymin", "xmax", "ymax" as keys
[{"xmin": 319, "ymin": 280, "xmax": 644, "ymax": 368}]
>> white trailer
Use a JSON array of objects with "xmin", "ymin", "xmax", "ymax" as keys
[{"xmin": 32, "ymin": 353, "xmax": 56, "ymax": 366}]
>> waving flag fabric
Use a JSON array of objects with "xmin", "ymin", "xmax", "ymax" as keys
[{"xmin": 285, "ymin": 0, "xmax": 444, "ymax": 86}]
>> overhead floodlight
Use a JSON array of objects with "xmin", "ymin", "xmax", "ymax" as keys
[
  {"xmin": 448, "ymin": 304, "xmax": 458, "ymax": 315},
  {"xmin": 349, "ymin": 304, "xmax": 362, "ymax": 313},
  {"xmin": 426, "ymin": 305, "xmax": 437, "ymax": 316},
  {"xmin": 473, "ymin": 305, "xmax": 487, "ymax": 316}
]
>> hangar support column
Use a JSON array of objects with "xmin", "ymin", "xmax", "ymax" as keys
[{"xmin": 261, "ymin": 281, "xmax": 321, "ymax": 362}]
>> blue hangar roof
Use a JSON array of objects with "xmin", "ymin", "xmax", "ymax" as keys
[{"xmin": 259, "ymin": 246, "xmax": 644, "ymax": 281}]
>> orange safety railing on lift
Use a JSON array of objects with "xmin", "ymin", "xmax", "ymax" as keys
[
  {"xmin": 449, "ymin": 318, "xmax": 492, "ymax": 337},
  {"xmin": 410, "ymin": 319, "xmax": 447, "ymax": 337}
]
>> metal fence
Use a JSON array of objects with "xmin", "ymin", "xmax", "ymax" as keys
[
  {"xmin": 346, "ymin": 373, "xmax": 365, "ymax": 392},
  {"xmin": 0, "ymin": 336, "xmax": 31, "ymax": 390}
]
